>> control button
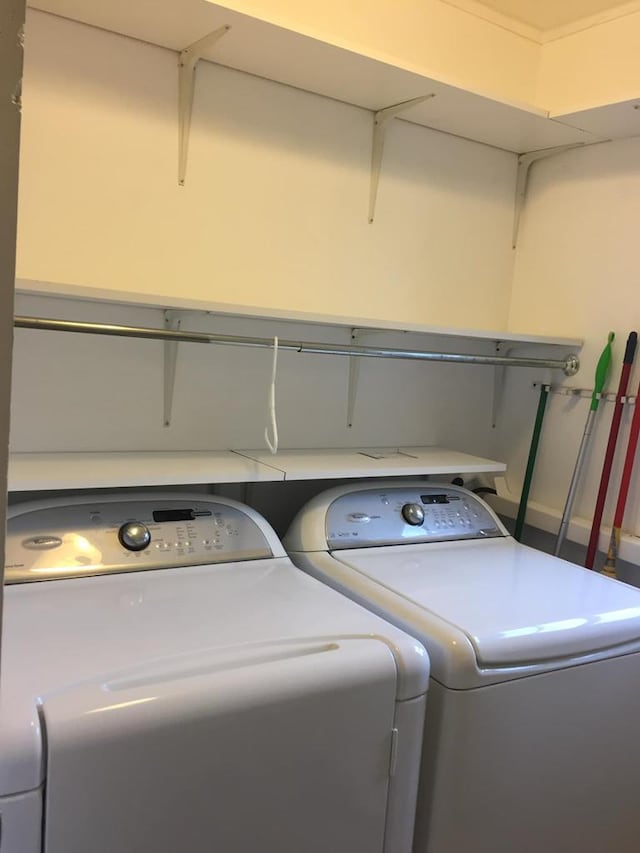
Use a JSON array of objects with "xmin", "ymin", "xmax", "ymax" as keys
[
  {"xmin": 401, "ymin": 503, "xmax": 425, "ymax": 526},
  {"xmin": 22, "ymin": 535, "xmax": 63, "ymax": 550},
  {"xmin": 118, "ymin": 522, "xmax": 151, "ymax": 552},
  {"xmin": 348, "ymin": 513, "xmax": 371, "ymax": 523}
]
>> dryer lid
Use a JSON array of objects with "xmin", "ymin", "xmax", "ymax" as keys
[
  {"xmin": 0, "ymin": 557, "xmax": 429, "ymax": 797},
  {"xmin": 331, "ymin": 538, "xmax": 640, "ymax": 669}
]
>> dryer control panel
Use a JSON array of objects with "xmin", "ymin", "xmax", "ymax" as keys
[
  {"xmin": 6, "ymin": 495, "xmax": 276, "ymax": 583},
  {"xmin": 325, "ymin": 485, "xmax": 505, "ymax": 550}
]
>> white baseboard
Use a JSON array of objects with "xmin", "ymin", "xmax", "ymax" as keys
[{"xmin": 488, "ymin": 476, "xmax": 640, "ymax": 567}]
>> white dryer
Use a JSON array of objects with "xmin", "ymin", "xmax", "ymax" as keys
[
  {"xmin": 0, "ymin": 492, "xmax": 430, "ymax": 853},
  {"xmin": 284, "ymin": 481, "xmax": 640, "ymax": 853}
]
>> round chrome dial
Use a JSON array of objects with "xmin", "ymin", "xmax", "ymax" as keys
[
  {"xmin": 118, "ymin": 522, "xmax": 151, "ymax": 551},
  {"xmin": 401, "ymin": 503, "xmax": 425, "ymax": 526}
]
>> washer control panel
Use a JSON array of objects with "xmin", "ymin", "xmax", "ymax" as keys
[
  {"xmin": 326, "ymin": 485, "xmax": 504, "ymax": 549},
  {"xmin": 6, "ymin": 496, "xmax": 274, "ymax": 583}
]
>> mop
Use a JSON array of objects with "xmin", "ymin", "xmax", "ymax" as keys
[{"xmin": 554, "ymin": 332, "xmax": 614, "ymax": 557}]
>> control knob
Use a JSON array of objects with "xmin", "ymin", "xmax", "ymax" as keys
[
  {"xmin": 401, "ymin": 503, "xmax": 425, "ymax": 526},
  {"xmin": 118, "ymin": 522, "xmax": 151, "ymax": 551}
]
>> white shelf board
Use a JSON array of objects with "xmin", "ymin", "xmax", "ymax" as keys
[
  {"xmin": 15, "ymin": 279, "xmax": 584, "ymax": 349},
  {"xmin": 233, "ymin": 446, "xmax": 506, "ymax": 481},
  {"xmin": 27, "ymin": 1, "xmax": 605, "ymax": 154},
  {"xmin": 9, "ymin": 447, "xmax": 506, "ymax": 491},
  {"xmin": 553, "ymin": 98, "xmax": 640, "ymax": 141},
  {"xmin": 8, "ymin": 451, "xmax": 284, "ymax": 491}
]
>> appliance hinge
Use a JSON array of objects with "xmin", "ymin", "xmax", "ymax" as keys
[{"xmin": 389, "ymin": 727, "xmax": 399, "ymax": 777}]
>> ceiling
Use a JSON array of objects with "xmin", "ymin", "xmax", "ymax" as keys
[{"xmin": 473, "ymin": 0, "xmax": 631, "ymax": 30}]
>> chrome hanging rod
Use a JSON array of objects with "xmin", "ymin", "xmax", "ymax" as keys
[{"xmin": 14, "ymin": 316, "xmax": 580, "ymax": 375}]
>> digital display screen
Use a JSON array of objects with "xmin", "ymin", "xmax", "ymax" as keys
[
  {"xmin": 153, "ymin": 509, "xmax": 195, "ymax": 522},
  {"xmin": 421, "ymin": 494, "xmax": 450, "ymax": 505}
]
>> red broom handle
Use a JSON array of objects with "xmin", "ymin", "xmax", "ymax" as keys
[
  {"xmin": 613, "ymin": 391, "xmax": 640, "ymax": 531},
  {"xmin": 602, "ymin": 370, "xmax": 640, "ymax": 578},
  {"xmin": 585, "ymin": 332, "xmax": 637, "ymax": 569}
]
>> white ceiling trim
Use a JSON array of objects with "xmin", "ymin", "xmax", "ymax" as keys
[
  {"xmin": 541, "ymin": 0, "xmax": 640, "ymax": 41},
  {"xmin": 439, "ymin": 0, "xmax": 640, "ymax": 44},
  {"xmin": 437, "ymin": 0, "xmax": 543, "ymax": 43}
]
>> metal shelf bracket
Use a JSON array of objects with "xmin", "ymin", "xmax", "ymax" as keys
[
  {"xmin": 178, "ymin": 24, "xmax": 231, "ymax": 186},
  {"xmin": 163, "ymin": 310, "xmax": 182, "ymax": 427},
  {"xmin": 369, "ymin": 95, "xmax": 435, "ymax": 223},
  {"xmin": 512, "ymin": 143, "xmax": 585, "ymax": 248}
]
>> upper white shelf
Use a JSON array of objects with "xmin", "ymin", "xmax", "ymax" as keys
[
  {"xmin": 553, "ymin": 98, "xmax": 640, "ymax": 142},
  {"xmin": 16, "ymin": 279, "xmax": 583, "ymax": 348},
  {"xmin": 28, "ymin": 0, "xmax": 605, "ymax": 154},
  {"xmin": 9, "ymin": 447, "xmax": 505, "ymax": 490}
]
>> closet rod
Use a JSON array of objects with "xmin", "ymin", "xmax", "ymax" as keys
[{"xmin": 14, "ymin": 316, "xmax": 580, "ymax": 374}]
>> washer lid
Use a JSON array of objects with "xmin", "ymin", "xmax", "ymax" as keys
[{"xmin": 331, "ymin": 538, "xmax": 640, "ymax": 668}]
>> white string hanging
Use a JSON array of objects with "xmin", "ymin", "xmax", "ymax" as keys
[{"xmin": 264, "ymin": 336, "xmax": 279, "ymax": 454}]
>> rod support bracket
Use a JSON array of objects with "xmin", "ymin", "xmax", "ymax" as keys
[
  {"xmin": 492, "ymin": 342, "xmax": 513, "ymax": 429},
  {"xmin": 347, "ymin": 328, "xmax": 365, "ymax": 428},
  {"xmin": 163, "ymin": 310, "xmax": 182, "ymax": 427}
]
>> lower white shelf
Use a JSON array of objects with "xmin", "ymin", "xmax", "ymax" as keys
[
  {"xmin": 233, "ymin": 446, "xmax": 505, "ymax": 481},
  {"xmin": 8, "ymin": 446, "xmax": 506, "ymax": 491},
  {"xmin": 7, "ymin": 451, "xmax": 285, "ymax": 491}
]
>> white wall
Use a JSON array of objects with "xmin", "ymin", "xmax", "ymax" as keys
[
  {"xmin": 495, "ymin": 137, "xmax": 640, "ymax": 558},
  {"xmin": 11, "ymin": 8, "xmax": 527, "ymax": 471},
  {"xmin": 17, "ymin": 10, "xmax": 517, "ymax": 333},
  {"xmin": 11, "ymin": 293, "xmax": 509, "ymax": 459},
  {"xmin": 538, "ymin": 10, "xmax": 640, "ymax": 114},
  {"xmin": 20, "ymin": 8, "xmax": 625, "ymax": 563},
  {"xmin": 1, "ymin": 0, "xmax": 24, "ymax": 601},
  {"xmin": 215, "ymin": 0, "xmax": 541, "ymax": 105}
]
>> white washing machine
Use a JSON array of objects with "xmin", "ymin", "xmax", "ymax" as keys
[
  {"xmin": 284, "ymin": 481, "xmax": 640, "ymax": 853},
  {"xmin": 0, "ymin": 492, "xmax": 430, "ymax": 853}
]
